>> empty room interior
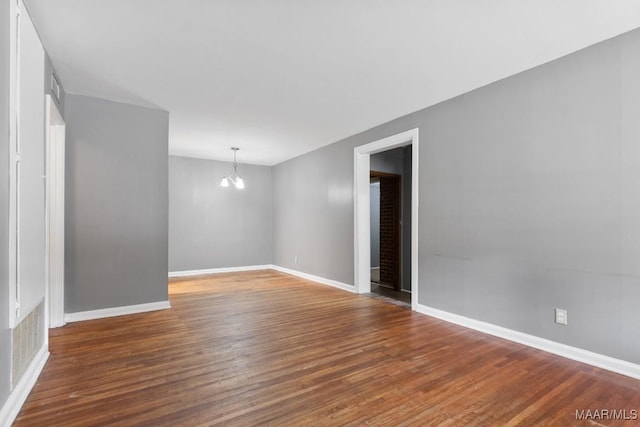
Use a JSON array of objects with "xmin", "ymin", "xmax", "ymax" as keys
[{"xmin": 2, "ymin": 1, "xmax": 640, "ymax": 425}]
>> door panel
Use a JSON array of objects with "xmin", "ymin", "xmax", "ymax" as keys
[{"xmin": 16, "ymin": 1, "xmax": 46, "ymax": 321}]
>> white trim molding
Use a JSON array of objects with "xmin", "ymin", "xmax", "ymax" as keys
[
  {"xmin": 45, "ymin": 94, "xmax": 66, "ymax": 329},
  {"xmin": 168, "ymin": 265, "xmax": 272, "ymax": 278},
  {"xmin": 64, "ymin": 300, "xmax": 171, "ymax": 323},
  {"xmin": 416, "ymin": 303, "xmax": 640, "ymax": 380},
  {"xmin": 270, "ymin": 265, "xmax": 356, "ymax": 293},
  {"xmin": 354, "ymin": 128, "xmax": 419, "ymax": 311},
  {"xmin": 8, "ymin": 0, "xmax": 19, "ymax": 329},
  {"xmin": 0, "ymin": 345, "xmax": 49, "ymax": 427}
]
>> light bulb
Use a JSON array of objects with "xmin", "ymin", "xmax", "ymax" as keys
[
  {"xmin": 220, "ymin": 177, "xmax": 229, "ymax": 187},
  {"xmin": 235, "ymin": 177, "xmax": 245, "ymax": 189}
]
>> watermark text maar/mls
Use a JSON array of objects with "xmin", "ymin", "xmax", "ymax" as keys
[{"xmin": 575, "ymin": 409, "xmax": 638, "ymax": 421}]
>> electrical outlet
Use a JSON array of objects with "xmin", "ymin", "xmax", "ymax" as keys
[
  {"xmin": 294, "ymin": 255, "xmax": 298, "ymax": 264},
  {"xmin": 555, "ymin": 308, "xmax": 568, "ymax": 325}
]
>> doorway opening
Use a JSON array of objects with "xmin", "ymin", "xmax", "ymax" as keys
[
  {"xmin": 369, "ymin": 149, "xmax": 411, "ymax": 305},
  {"xmin": 354, "ymin": 129, "xmax": 419, "ymax": 311}
]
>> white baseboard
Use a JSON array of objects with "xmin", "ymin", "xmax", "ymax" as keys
[
  {"xmin": 416, "ymin": 303, "xmax": 640, "ymax": 380},
  {"xmin": 65, "ymin": 300, "xmax": 171, "ymax": 323},
  {"xmin": 168, "ymin": 265, "xmax": 271, "ymax": 278},
  {"xmin": 271, "ymin": 265, "xmax": 355, "ymax": 293},
  {"xmin": 0, "ymin": 345, "xmax": 49, "ymax": 427}
]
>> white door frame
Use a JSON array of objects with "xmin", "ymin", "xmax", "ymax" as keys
[
  {"xmin": 353, "ymin": 128, "xmax": 419, "ymax": 310},
  {"xmin": 8, "ymin": 0, "xmax": 20, "ymax": 328},
  {"xmin": 45, "ymin": 95, "xmax": 66, "ymax": 328}
]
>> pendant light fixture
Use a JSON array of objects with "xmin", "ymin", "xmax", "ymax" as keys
[{"xmin": 220, "ymin": 147, "xmax": 245, "ymax": 189}]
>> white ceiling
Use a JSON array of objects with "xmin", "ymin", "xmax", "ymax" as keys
[{"xmin": 25, "ymin": 0, "xmax": 640, "ymax": 165}]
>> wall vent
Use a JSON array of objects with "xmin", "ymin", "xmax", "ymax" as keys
[{"xmin": 11, "ymin": 301, "xmax": 44, "ymax": 387}]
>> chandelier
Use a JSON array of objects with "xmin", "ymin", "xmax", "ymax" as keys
[{"xmin": 220, "ymin": 147, "xmax": 245, "ymax": 189}]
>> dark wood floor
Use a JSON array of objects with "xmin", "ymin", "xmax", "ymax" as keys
[
  {"xmin": 370, "ymin": 283, "xmax": 411, "ymax": 305},
  {"xmin": 14, "ymin": 270, "xmax": 640, "ymax": 426}
]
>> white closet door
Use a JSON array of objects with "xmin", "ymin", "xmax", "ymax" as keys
[{"xmin": 16, "ymin": 1, "xmax": 46, "ymax": 322}]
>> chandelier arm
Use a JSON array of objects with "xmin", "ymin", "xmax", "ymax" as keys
[{"xmin": 220, "ymin": 147, "xmax": 244, "ymax": 188}]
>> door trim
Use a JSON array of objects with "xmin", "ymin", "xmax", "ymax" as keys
[
  {"xmin": 353, "ymin": 128, "xmax": 419, "ymax": 310},
  {"xmin": 45, "ymin": 95, "xmax": 66, "ymax": 329},
  {"xmin": 8, "ymin": 0, "xmax": 20, "ymax": 328}
]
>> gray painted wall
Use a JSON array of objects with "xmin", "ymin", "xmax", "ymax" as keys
[
  {"xmin": 65, "ymin": 94, "xmax": 169, "ymax": 313},
  {"xmin": 273, "ymin": 27, "xmax": 640, "ymax": 364},
  {"xmin": 0, "ymin": 0, "xmax": 12, "ymax": 408},
  {"xmin": 273, "ymin": 141, "xmax": 355, "ymax": 281},
  {"xmin": 169, "ymin": 155, "xmax": 272, "ymax": 271}
]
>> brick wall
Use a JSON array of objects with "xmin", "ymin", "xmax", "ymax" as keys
[{"xmin": 379, "ymin": 177, "xmax": 399, "ymax": 287}]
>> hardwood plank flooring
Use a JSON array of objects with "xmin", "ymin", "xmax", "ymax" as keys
[
  {"xmin": 14, "ymin": 270, "xmax": 640, "ymax": 426},
  {"xmin": 370, "ymin": 283, "xmax": 411, "ymax": 305}
]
